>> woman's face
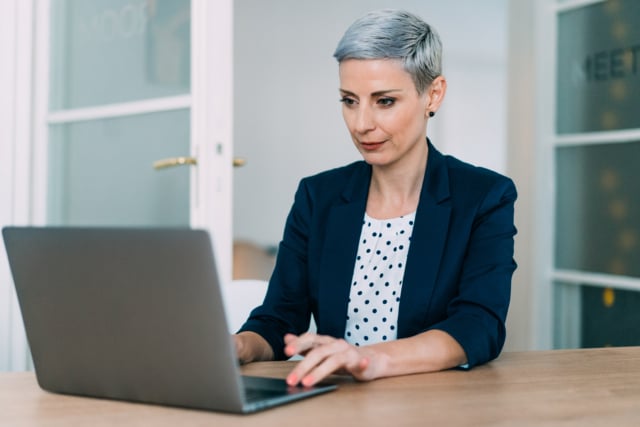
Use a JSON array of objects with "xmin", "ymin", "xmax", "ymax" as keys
[{"xmin": 338, "ymin": 59, "xmax": 443, "ymax": 169}]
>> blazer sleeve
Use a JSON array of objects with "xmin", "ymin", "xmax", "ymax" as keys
[
  {"xmin": 427, "ymin": 176, "xmax": 517, "ymax": 368},
  {"xmin": 237, "ymin": 179, "xmax": 314, "ymax": 360}
]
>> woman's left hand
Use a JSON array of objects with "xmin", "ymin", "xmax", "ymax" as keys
[{"xmin": 283, "ymin": 333, "xmax": 383, "ymax": 387}]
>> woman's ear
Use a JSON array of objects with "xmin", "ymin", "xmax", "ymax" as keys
[{"xmin": 426, "ymin": 76, "xmax": 447, "ymax": 117}]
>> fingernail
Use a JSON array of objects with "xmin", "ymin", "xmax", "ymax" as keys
[
  {"xmin": 285, "ymin": 345, "xmax": 295, "ymax": 356},
  {"xmin": 302, "ymin": 375, "xmax": 314, "ymax": 387},
  {"xmin": 286, "ymin": 374, "xmax": 298, "ymax": 386}
]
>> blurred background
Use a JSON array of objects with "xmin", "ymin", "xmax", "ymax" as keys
[{"xmin": 2, "ymin": 0, "xmax": 639, "ymax": 371}]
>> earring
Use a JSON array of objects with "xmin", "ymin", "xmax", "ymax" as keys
[{"xmin": 429, "ymin": 111, "xmax": 435, "ymax": 118}]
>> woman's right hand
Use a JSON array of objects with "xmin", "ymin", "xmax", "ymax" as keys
[{"xmin": 234, "ymin": 331, "xmax": 274, "ymax": 364}]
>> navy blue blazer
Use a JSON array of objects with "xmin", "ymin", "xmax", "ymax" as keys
[{"xmin": 240, "ymin": 141, "xmax": 517, "ymax": 368}]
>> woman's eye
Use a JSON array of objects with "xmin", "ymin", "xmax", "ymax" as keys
[
  {"xmin": 378, "ymin": 97, "xmax": 395, "ymax": 106},
  {"xmin": 340, "ymin": 97, "xmax": 356, "ymax": 106}
]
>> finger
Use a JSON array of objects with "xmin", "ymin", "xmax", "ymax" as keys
[
  {"xmin": 284, "ymin": 333, "xmax": 310, "ymax": 357},
  {"xmin": 303, "ymin": 354, "xmax": 370, "ymax": 385},
  {"xmin": 283, "ymin": 333, "xmax": 298, "ymax": 355},
  {"xmin": 284, "ymin": 333, "xmax": 334, "ymax": 357},
  {"xmin": 299, "ymin": 353, "xmax": 350, "ymax": 387},
  {"xmin": 286, "ymin": 339, "xmax": 354, "ymax": 386},
  {"xmin": 286, "ymin": 337, "xmax": 341, "ymax": 384},
  {"xmin": 351, "ymin": 356, "xmax": 370, "ymax": 377},
  {"xmin": 300, "ymin": 346, "xmax": 372, "ymax": 385},
  {"xmin": 301, "ymin": 347, "xmax": 370, "ymax": 386},
  {"xmin": 338, "ymin": 353, "xmax": 368, "ymax": 374}
]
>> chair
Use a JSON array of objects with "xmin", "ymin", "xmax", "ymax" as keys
[{"xmin": 221, "ymin": 279, "xmax": 269, "ymax": 333}]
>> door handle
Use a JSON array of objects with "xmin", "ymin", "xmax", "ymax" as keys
[
  {"xmin": 153, "ymin": 156, "xmax": 247, "ymax": 170},
  {"xmin": 153, "ymin": 156, "xmax": 198, "ymax": 170}
]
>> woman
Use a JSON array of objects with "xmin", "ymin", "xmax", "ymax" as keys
[{"xmin": 234, "ymin": 9, "xmax": 517, "ymax": 387}]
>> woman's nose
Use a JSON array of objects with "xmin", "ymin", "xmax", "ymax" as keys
[{"xmin": 354, "ymin": 106, "xmax": 375, "ymax": 134}]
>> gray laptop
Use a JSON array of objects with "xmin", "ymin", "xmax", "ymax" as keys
[{"xmin": 2, "ymin": 226, "xmax": 336, "ymax": 414}]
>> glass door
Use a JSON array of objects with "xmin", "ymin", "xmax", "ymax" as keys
[
  {"xmin": 34, "ymin": 0, "xmax": 233, "ymax": 281},
  {"xmin": 553, "ymin": 0, "xmax": 640, "ymax": 348},
  {"xmin": 46, "ymin": 0, "xmax": 192, "ymax": 226}
]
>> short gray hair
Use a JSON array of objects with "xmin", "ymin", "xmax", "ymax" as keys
[{"xmin": 333, "ymin": 9, "xmax": 442, "ymax": 93}]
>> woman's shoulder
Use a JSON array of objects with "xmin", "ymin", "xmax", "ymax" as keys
[
  {"xmin": 442, "ymin": 152, "xmax": 515, "ymax": 191},
  {"xmin": 426, "ymin": 140, "xmax": 514, "ymax": 191},
  {"xmin": 433, "ymin": 151, "xmax": 517, "ymax": 207}
]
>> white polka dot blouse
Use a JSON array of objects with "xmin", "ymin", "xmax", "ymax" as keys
[{"xmin": 344, "ymin": 211, "xmax": 415, "ymax": 347}]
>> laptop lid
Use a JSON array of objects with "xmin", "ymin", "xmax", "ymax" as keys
[{"xmin": 2, "ymin": 226, "xmax": 336, "ymax": 413}]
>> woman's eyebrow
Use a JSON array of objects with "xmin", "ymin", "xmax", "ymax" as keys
[
  {"xmin": 339, "ymin": 89, "xmax": 403, "ymax": 97},
  {"xmin": 371, "ymin": 89, "xmax": 402, "ymax": 96}
]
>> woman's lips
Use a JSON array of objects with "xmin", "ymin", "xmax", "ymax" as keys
[{"xmin": 360, "ymin": 141, "xmax": 385, "ymax": 150}]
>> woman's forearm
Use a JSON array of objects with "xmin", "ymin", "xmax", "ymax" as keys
[{"xmin": 368, "ymin": 329, "xmax": 467, "ymax": 378}]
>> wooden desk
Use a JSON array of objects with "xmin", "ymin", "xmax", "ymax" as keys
[{"xmin": 1, "ymin": 347, "xmax": 639, "ymax": 426}]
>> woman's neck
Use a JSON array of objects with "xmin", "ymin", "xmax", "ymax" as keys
[{"xmin": 366, "ymin": 144, "xmax": 428, "ymax": 220}]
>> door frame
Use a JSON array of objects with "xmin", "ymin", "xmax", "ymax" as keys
[
  {"xmin": 190, "ymin": 0, "xmax": 233, "ymax": 284},
  {"xmin": 0, "ymin": 0, "xmax": 35, "ymax": 371}
]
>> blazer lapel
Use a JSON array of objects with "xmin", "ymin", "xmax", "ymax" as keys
[
  {"xmin": 317, "ymin": 164, "xmax": 371, "ymax": 337},
  {"xmin": 397, "ymin": 142, "xmax": 452, "ymax": 338}
]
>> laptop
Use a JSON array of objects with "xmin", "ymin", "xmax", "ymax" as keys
[{"xmin": 2, "ymin": 226, "xmax": 336, "ymax": 414}]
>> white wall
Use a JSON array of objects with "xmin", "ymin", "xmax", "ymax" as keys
[
  {"xmin": 233, "ymin": 0, "xmax": 508, "ymax": 247},
  {"xmin": 506, "ymin": 0, "xmax": 557, "ymax": 352}
]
